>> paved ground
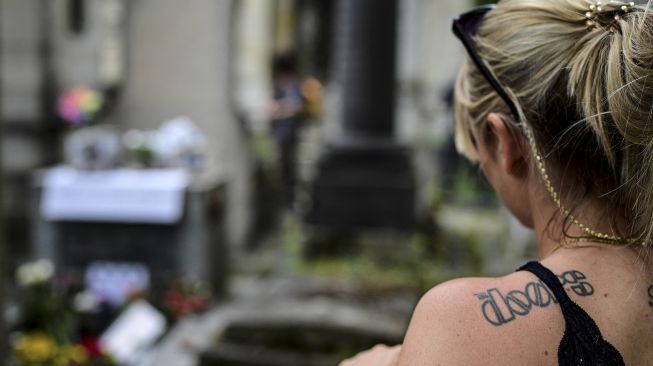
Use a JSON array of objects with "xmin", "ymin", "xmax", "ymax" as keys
[
  {"xmin": 145, "ymin": 275, "xmax": 411, "ymax": 366},
  {"xmin": 144, "ymin": 203, "xmax": 533, "ymax": 366}
]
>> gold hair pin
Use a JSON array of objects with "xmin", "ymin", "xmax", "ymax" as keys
[{"xmin": 585, "ymin": 1, "xmax": 635, "ymax": 31}]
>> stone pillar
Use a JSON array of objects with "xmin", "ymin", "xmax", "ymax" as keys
[
  {"xmin": 0, "ymin": 114, "xmax": 5, "ymax": 366},
  {"xmin": 337, "ymin": 0, "xmax": 396, "ymax": 142},
  {"xmin": 307, "ymin": 0, "xmax": 415, "ymax": 228},
  {"xmin": 0, "ymin": 1, "xmax": 5, "ymax": 360}
]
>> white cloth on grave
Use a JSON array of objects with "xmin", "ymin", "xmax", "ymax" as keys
[{"xmin": 40, "ymin": 166, "xmax": 189, "ymax": 224}]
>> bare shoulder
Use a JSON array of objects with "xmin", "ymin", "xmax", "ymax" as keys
[{"xmin": 397, "ymin": 272, "xmax": 564, "ymax": 366}]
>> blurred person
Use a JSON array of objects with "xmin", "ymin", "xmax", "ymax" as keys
[
  {"xmin": 267, "ymin": 53, "xmax": 305, "ymax": 207},
  {"xmin": 341, "ymin": 0, "xmax": 653, "ymax": 365}
]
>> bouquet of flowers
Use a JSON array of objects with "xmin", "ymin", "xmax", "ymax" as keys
[
  {"xmin": 163, "ymin": 278, "xmax": 212, "ymax": 320},
  {"xmin": 58, "ymin": 86, "xmax": 104, "ymax": 126},
  {"xmin": 10, "ymin": 261, "xmax": 115, "ymax": 366}
]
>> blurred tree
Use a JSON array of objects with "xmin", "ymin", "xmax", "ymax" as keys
[{"xmin": 476, "ymin": 0, "xmax": 496, "ymax": 4}]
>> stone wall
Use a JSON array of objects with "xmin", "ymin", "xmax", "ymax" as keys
[{"xmin": 117, "ymin": 0, "xmax": 254, "ymax": 251}]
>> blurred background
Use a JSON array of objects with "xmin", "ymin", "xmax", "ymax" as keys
[{"xmin": 0, "ymin": 0, "xmax": 534, "ymax": 365}]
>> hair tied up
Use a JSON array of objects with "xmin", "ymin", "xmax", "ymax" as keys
[{"xmin": 585, "ymin": 0, "xmax": 636, "ymax": 32}]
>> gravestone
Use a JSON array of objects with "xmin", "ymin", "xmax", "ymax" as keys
[{"xmin": 30, "ymin": 169, "xmax": 228, "ymax": 299}]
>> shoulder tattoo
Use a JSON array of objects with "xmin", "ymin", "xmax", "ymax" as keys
[
  {"xmin": 648, "ymin": 285, "xmax": 653, "ymax": 308},
  {"xmin": 474, "ymin": 270, "xmax": 594, "ymax": 326}
]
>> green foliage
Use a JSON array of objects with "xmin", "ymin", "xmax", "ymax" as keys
[
  {"xmin": 450, "ymin": 164, "xmax": 498, "ymax": 207},
  {"xmin": 279, "ymin": 210, "xmax": 488, "ymax": 296},
  {"xmin": 22, "ymin": 283, "xmax": 77, "ymax": 345},
  {"xmin": 424, "ymin": 180, "xmax": 443, "ymax": 214},
  {"xmin": 251, "ymin": 134, "xmax": 278, "ymax": 168}
]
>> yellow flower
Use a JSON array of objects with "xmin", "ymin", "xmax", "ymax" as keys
[
  {"xmin": 62, "ymin": 344, "xmax": 89, "ymax": 364},
  {"xmin": 12, "ymin": 333, "xmax": 91, "ymax": 366},
  {"xmin": 13, "ymin": 332, "xmax": 58, "ymax": 364}
]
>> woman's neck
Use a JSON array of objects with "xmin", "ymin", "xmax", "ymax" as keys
[{"xmin": 529, "ymin": 190, "xmax": 627, "ymax": 259}]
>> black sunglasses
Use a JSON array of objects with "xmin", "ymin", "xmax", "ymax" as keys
[{"xmin": 452, "ymin": 4, "xmax": 521, "ymax": 123}]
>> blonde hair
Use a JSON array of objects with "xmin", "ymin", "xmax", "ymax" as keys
[{"xmin": 455, "ymin": 0, "xmax": 653, "ymax": 245}]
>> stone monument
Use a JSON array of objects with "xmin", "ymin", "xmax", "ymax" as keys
[{"xmin": 307, "ymin": 0, "xmax": 415, "ymax": 229}]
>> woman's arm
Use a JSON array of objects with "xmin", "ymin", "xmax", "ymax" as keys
[
  {"xmin": 338, "ymin": 279, "xmax": 479, "ymax": 366},
  {"xmin": 397, "ymin": 279, "xmax": 481, "ymax": 365},
  {"xmin": 340, "ymin": 272, "xmax": 563, "ymax": 365}
]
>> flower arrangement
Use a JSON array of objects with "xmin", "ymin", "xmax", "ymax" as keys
[
  {"xmin": 122, "ymin": 116, "xmax": 206, "ymax": 170},
  {"xmin": 11, "ymin": 262, "xmax": 213, "ymax": 365},
  {"xmin": 163, "ymin": 278, "xmax": 212, "ymax": 320},
  {"xmin": 10, "ymin": 261, "xmax": 115, "ymax": 366},
  {"xmin": 57, "ymin": 86, "xmax": 104, "ymax": 126}
]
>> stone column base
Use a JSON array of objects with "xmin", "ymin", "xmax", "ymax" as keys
[{"xmin": 306, "ymin": 143, "xmax": 415, "ymax": 229}]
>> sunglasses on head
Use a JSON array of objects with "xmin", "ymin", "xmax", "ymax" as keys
[{"xmin": 452, "ymin": 4, "xmax": 521, "ymax": 123}]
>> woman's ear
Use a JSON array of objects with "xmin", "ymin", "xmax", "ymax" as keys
[{"xmin": 486, "ymin": 113, "xmax": 526, "ymax": 176}]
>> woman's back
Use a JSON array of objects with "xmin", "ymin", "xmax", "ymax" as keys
[
  {"xmin": 340, "ymin": 1, "xmax": 653, "ymax": 364},
  {"xmin": 398, "ymin": 247, "xmax": 653, "ymax": 365}
]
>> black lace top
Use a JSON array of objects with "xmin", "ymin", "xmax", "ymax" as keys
[{"xmin": 518, "ymin": 261, "xmax": 625, "ymax": 366}]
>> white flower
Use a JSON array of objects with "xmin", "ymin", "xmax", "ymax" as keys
[
  {"xmin": 33, "ymin": 259, "xmax": 54, "ymax": 281},
  {"xmin": 73, "ymin": 291, "xmax": 99, "ymax": 313},
  {"xmin": 16, "ymin": 259, "xmax": 55, "ymax": 287}
]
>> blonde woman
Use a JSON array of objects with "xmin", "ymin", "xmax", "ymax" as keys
[{"xmin": 341, "ymin": 0, "xmax": 653, "ymax": 365}]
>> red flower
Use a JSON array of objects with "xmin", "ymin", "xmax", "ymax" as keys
[{"xmin": 81, "ymin": 334, "xmax": 103, "ymax": 358}]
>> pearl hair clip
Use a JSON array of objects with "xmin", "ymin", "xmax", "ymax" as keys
[{"xmin": 585, "ymin": 1, "xmax": 636, "ymax": 31}]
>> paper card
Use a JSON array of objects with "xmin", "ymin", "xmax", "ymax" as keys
[{"xmin": 100, "ymin": 300, "xmax": 167, "ymax": 364}]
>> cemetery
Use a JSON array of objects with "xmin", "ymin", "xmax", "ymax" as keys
[{"xmin": 0, "ymin": 0, "xmax": 533, "ymax": 365}]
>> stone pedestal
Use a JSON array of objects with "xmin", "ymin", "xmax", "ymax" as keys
[{"xmin": 308, "ymin": 144, "xmax": 414, "ymax": 228}]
